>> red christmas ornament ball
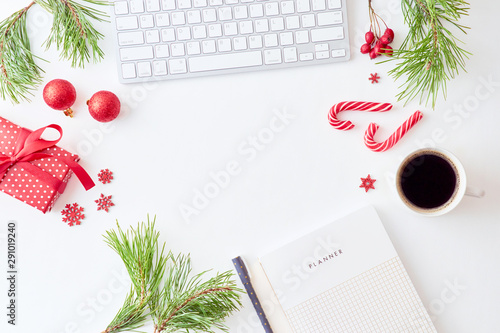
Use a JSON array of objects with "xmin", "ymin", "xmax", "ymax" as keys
[
  {"xmin": 87, "ymin": 91, "xmax": 121, "ymax": 122},
  {"xmin": 43, "ymin": 79, "xmax": 76, "ymax": 117}
]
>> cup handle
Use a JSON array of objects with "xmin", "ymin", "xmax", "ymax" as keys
[{"xmin": 465, "ymin": 186, "xmax": 485, "ymax": 198}]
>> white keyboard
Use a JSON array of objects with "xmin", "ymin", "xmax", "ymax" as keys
[{"xmin": 112, "ymin": 0, "xmax": 350, "ymax": 82}]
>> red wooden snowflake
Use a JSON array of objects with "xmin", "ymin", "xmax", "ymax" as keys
[
  {"xmin": 369, "ymin": 73, "xmax": 380, "ymax": 84},
  {"xmin": 61, "ymin": 203, "xmax": 85, "ymax": 226},
  {"xmin": 360, "ymin": 174, "xmax": 376, "ymax": 192},
  {"xmin": 96, "ymin": 194, "xmax": 114, "ymax": 212},
  {"xmin": 98, "ymin": 168, "xmax": 114, "ymax": 184}
]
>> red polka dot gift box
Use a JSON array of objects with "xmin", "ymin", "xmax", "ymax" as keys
[{"xmin": 0, "ymin": 117, "xmax": 94, "ymax": 213}]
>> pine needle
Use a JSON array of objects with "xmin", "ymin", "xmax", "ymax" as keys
[
  {"xmin": 384, "ymin": 0, "xmax": 470, "ymax": 108},
  {"xmin": 0, "ymin": 2, "xmax": 44, "ymax": 103}
]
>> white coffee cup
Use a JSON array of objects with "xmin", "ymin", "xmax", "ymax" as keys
[{"xmin": 395, "ymin": 148, "xmax": 484, "ymax": 216}]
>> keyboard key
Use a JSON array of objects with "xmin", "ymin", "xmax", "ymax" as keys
[
  {"xmin": 234, "ymin": 6, "xmax": 248, "ymax": 19},
  {"xmin": 270, "ymin": 17, "xmax": 285, "ymax": 31},
  {"xmin": 146, "ymin": 29, "xmax": 160, "ymax": 43},
  {"xmin": 317, "ymin": 11, "xmax": 342, "ymax": 26},
  {"xmin": 295, "ymin": 30, "xmax": 309, "ymax": 44},
  {"xmin": 316, "ymin": 50, "xmax": 329, "ymax": 59},
  {"xmin": 114, "ymin": 1, "xmax": 129, "ymax": 15},
  {"xmin": 138, "ymin": 62, "xmax": 152, "ymax": 77},
  {"xmin": 193, "ymin": 25, "xmax": 207, "ymax": 38},
  {"xmin": 130, "ymin": 0, "xmax": 145, "ymax": 13},
  {"xmin": 249, "ymin": 35, "xmax": 263, "ymax": 48},
  {"xmin": 171, "ymin": 12, "xmax": 186, "ymax": 25},
  {"xmin": 310, "ymin": 26, "xmax": 343, "ymax": 42},
  {"xmin": 193, "ymin": 0, "xmax": 208, "ymax": 7},
  {"xmin": 286, "ymin": 16, "xmax": 300, "ymax": 29},
  {"xmin": 202, "ymin": 40, "xmax": 216, "ymax": 53},
  {"xmin": 239, "ymin": 20, "xmax": 253, "ymax": 34},
  {"xmin": 301, "ymin": 14, "xmax": 315, "ymax": 28},
  {"xmin": 208, "ymin": 23, "xmax": 222, "ymax": 37},
  {"xmin": 264, "ymin": 49, "xmax": 282, "ymax": 64},
  {"xmin": 279, "ymin": 31, "xmax": 293, "ymax": 45},
  {"xmin": 189, "ymin": 51, "xmax": 262, "ymax": 72},
  {"xmin": 233, "ymin": 37, "xmax": 248, "ymax": 50},
  {"xmin": 116, "ymin": 16, "xmax": 139, "ymax": 30},
  {"xmin": 120, "ymin": 46, "xmax": 154, "ymax": 61},
  {"xmin": 264, "ymin": 2, "xmax": 279, "ymax": 16},
  {"xmin": 331, "ymin": 48, "xmax": 346, "ymax": 57},
  {"xmin": 202, "ymin": 8, "xmax": 217, "ymax": 22},
  {"xmin": 218, "ymin": 38, "xmax": 232, "ymax": 52},
  {"xmin": 118, "ymin": 31, "xmax": 144, "ymax": 46},
  {"xmin": 171, "ymin": 43, "xmax": 185, "ymax": 56},
  {"xmin": 177, "ymin": 27, "xmax": 192, "ymax": 40},
  {"xmin": 146, "ymin": 0, "xmax": 161, "ymax": 11},
  {"xmin": 153, "ymin": 60, "xmax": 168, "ymax": 75},
  {"xmin": 249, "ymin": 4, "xmax": 264, "ymax": 17},
  {"xmin": 209, "ymin": 0, "xmax": 223, "ymax": 5},
  {"xmin": 296, "ymin": 0, "xmax": 310, "ymax": 13},
  {"xmin": 178, "ymin": 0, "xmax": 192, "ymax": 9},
  {"xmin": 219, "ymin": 7, "xmax": 233, "ymax": 20},
  {"xmin": 187, "ymin": 10, "xmax": 202, "ymax": 23},
  {"xmin": 264, "ymin": 33, "xmax": 278, "ymax": 47},
  {"xmin": 162, "ymin": 0, "xmax": 176, "ymax": 10},
  {"xmin": 155, "ymin": 44, "xmax": 170, "ymax": 57},
  {"xmin": 122, "ymin": 63, "xmax": 136, "ymax": 78},
  {"xmin": 283, "ymin": 47, "xmax": 297, "ymax": 62},
  {"xmin": 311, "ymin": 0, "xmax": 325, "ymax": 11},
  {"xmin": 226, "ymin": 0, "xmax": 238, "ymax": 4},
  {"xmin": 241, "ymin": 0, "xmax": 254, "ymax": 3},
  {"xmin": 255, "ymin": 19, "xmax": 269, "ymax": 33},
  {"xmin": 161, "ymin": 28, "xmax": 175, "ymax": 41},
  {"xmin": 168, "ymin": 58, "xmax": 188, "ymax": 74},
  {"xmin": 281, "ymin": 1, "xmax": 294, "ymax": 14},
  {"xmin": 156, "ymin": 13, "xmax": 170, "ymax": 26},
  {"xmin": 140, "ymin": 15, "xmax": 155, "ymax": 28},
  {"xmin": 299, "ymin": 52, "xmax": 313, "ymax": 61},
  {"xmin": 315, "ymin": 43, "xmax": 328, "ymax": 51},
  {"xmin": 327, "ymin": 0, "xmax": 341, "ymax": 9},
  {"xmin": 187, "ymin": 41, "xmax": 201, "ymax": 54},
  {"xmin": 224, "ymin": 22, "xmax": 238, "ymax": 36}
]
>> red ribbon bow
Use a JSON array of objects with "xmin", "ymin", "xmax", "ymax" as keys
[{"xmin": 0, "ymin": 124, "xmax": 95, "ymax": 193}]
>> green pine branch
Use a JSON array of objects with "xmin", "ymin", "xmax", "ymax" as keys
[
  {"xmin": 385, "ymin": 0, "xmax": 470, "ymax": 108},
  {"xmin": 0, "ymin": 0, "xmax": 108, "ymax": 104},
  {"xmin": 102, "ymin": 218, "xmax": 242, "ymax": 333}
]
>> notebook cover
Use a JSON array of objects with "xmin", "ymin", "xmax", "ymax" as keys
[{"xmin": 259, "ymin": 206, "xmax": 437, "ymax": 333}]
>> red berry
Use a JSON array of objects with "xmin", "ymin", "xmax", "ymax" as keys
[
  {"xmin": 384, "ymin": 45, "xmax": 394, "ymax": 56},
  {"xmin": 380, "ymin": 34, "xmax": 391, "ymax": 45},
  {"xmin": 373, "ymin": 42, "xmax": 386, "ymax": 55},
  {"xmin": 384, "ymin": 28, "xmax": 394, "ymax": 40},
  {"xmin": 87, "ymin": 91, "xmax": 121, "ymax": 123},
  {"xmin": 369, "ymin": 49, "xmax": 378, "ymax": 59},
  {"xmin": 360, "ymin": 43, "xmax": 371, "ymax": 54},
  {"xmin": 365, "ymin": 31, "xmax": 375, "ymax": 44}
]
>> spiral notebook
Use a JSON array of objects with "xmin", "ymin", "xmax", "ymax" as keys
[{"xmin": 259, "ymin": 206, "xmax": 437, "ymax": 332}]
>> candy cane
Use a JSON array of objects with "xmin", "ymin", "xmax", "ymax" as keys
[
  {"xmin": 364, "ymin": 111, "xmax": 423, "ymax": 152},
  {"xmin": 328, "ymin": 101, "xmax": 393, "ymax": 130}
]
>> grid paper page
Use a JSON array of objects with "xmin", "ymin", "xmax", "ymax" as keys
[{"xmin": 285, "ymin": 256, "xmax": 436, "ymax": 333}]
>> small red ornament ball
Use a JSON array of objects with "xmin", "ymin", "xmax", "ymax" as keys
[
  {"xmin": 87, "ymin": 91, "xmax": 121, "ymax": 122},
  {"xmin": 43, "ymin": 79, "xmax": 76, "ymax": 117}
]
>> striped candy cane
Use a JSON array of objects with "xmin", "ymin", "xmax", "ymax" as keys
[
  {"xmin": 328, "ymin": 101, "xmax": 393, "ymax": 130},
  {"xmin": 364, "ymin": 111, "xmax": 424, "ymax": 152}
]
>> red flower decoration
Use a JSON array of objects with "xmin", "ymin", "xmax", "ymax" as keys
[
  {"xmin": 360, "ymin": 174, "xmax": 376, "ymax": 192},
  {"xmin": 61, "ymin": 203, "xmax": 85, "ymax": 226},
  {"xmin": 369, "ymin": 73, "xmax": 380, "ymax": 84},
  {"xmin": 98, "ymin": 168, "xmax": 113, "ymax": 184},
  {"xmin": 96, "ymin": 194, "xmax": 114, "ymax": 212}
]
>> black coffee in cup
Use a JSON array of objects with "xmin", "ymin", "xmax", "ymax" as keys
[{"xmin": 397, "ymin": 151, "xmax": 459, "ymax": 210}]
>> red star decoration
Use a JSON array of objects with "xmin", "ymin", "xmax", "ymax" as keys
[
  {"xmin": 61, "ymin": 203, "xmax": 85, "ymax": 226},
  {"xmin": 360, "ymin": 174, "xmax": 376, "ymax": 192},
  {"xmin": 95, "ymin": 194, "xmax": 115, "ymax": 212},
  {"xmin": 369, "ymin": 73, "xmax": 380, "ymax": 84},
  {"xmin": 98, "ymin": 168, "xmax": 113, "ymax": 184}
]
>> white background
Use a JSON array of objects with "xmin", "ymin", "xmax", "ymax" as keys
[{"xmin": 0, "ymin": 1, "xmax": 499, "ymax": 332}]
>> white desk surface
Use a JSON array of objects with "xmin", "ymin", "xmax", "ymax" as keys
[{"xmin": 0, "ymin": 1, "xmax": 499, "ymax": 332}]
